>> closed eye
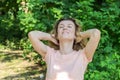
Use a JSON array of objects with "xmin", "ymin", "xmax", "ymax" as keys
[
  {"xmin": 68, "ymin": 25, "xmax": 72, "ymax": 28},
  {"xmin": 59, "ymin": 26, "xmax": 64, "ymax": 28}
]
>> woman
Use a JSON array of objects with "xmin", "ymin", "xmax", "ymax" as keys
[{"xmin": 28, "ymin": 18, "xmax": 101, "ymax": 80}]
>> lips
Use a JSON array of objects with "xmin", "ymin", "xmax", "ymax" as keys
[
  {"xmin": 62, "ymin": 32, "xmax": 69, "ymax": 35},
  {"xmin": 63, "ymin": 30, "xmax": 69, "ymax": 34}
]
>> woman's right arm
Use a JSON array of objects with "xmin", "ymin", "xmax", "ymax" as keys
[{"xmin": 28, "ymin": 31, "xmax": 58, "ymax": 57}]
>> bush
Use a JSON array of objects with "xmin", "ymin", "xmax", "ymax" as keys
[{"xmin": 0, "ymin": 0, "xmax": 120, "ymax": 79}]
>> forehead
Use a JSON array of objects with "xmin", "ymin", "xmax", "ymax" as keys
[{"xmin": 58, "ymin": 20, "xmax": 75, "ymax": 25}]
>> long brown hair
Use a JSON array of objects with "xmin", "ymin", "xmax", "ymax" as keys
[{"xmin": 48, "ymin": 18, "xmax": 87, "ymax": 51}]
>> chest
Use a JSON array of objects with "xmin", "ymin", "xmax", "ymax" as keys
[{"xmin": 46, "ymin": 53, "xmax": 88, "ymax": 77}]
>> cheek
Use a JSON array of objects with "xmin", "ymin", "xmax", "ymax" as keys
[
  {"xmin": 57, "ymin": 29, "xmax": 62, "ymax": 38},
  {"xmin": 71, "ymin": 28, "xmax": 75, "ymax": 35},
  {"xmin": 72, "ymin": 32, "xmax": 76, "ymax": 38},
  {"xmin": 57, "ymin": 29, "xmax": 62, "ymax": 34},
  {"xmin": 68, "ymin": 30, "xmax": 75, "ymax": 38}
]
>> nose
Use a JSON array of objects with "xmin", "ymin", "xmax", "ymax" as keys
[{"xmin": 63, "ymin": 26, "xmax": 68, "ymax": 30}]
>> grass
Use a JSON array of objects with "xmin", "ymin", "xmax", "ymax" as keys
[{"xmin": 0, "ymin": 50, "xmax": 44, "ymax": 80}]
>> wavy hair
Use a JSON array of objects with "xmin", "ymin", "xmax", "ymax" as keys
[{"xmin": 48, "ymin": 18, "xmax": 87, "ymax": 51}]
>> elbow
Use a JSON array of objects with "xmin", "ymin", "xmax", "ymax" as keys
[
  {"xmin": 93, "ymin": 29, "xmax": 101, "ymax": 38},
  {"xmin": 28, "ymin": 31, "xmax": 36, "ymax": 38},
  {"xmin": 94, "ymin": 29, "xmax": 101, "ymax": 35},
  {"xmin": 28, "ymin": 31, "xmax": 32, "ymax": 38}
]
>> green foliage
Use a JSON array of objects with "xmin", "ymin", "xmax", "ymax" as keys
[
  {"xmin": 0, "ymin": 0, "xmax": 120, "ymax": 79},
  {"xmin": 85, "ymin": 50, "xmax": 120, "ymax": 80}
]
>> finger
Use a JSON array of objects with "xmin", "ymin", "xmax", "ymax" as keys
[
  {"xmin": 51, "ymin": 34, "xmax": 55, "ymax": 37},
  {"xmin": 52, "ymin": 39, "xmax": 59, "ymax": 45}
]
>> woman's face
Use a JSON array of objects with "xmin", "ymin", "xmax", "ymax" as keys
[{"xmin": 57, "ymin": 20, "xmax": 76, "ymax": 41}]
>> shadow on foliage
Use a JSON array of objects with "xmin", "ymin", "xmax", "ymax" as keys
[
  {"xmin": 0, "ymin": 51, "xmax": 46, "ymax": 80},
  {"xmin": 0, "ymin": 52, "xmax": 23, "ymax": 62},
  {"xmin": 0, "ymin": 71, "xmax": 42, "ymax": 80},
  {"xmin": 1, "ymin": 66, "xmax": 46, "ymax": 80},
  {"xmin": 0, "ymin": 65, "xmax": 46, "ymax": 80}
]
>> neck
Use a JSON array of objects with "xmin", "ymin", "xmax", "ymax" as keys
[{"xmin": 59, "ymin": 40, "xmax": 74, "ymax": 55}]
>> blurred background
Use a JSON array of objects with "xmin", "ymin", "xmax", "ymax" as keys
[{"xmin": 0, "ymin": 0, "xmax": 120, "ymax": 80}]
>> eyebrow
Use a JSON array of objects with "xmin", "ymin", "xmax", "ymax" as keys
[
  {"xmin": 59, "ymin": 24, "xmax": 64, "ymax": 26},
  {"xmin": 68, "ymin": 24, "xmax": 73, "ymax": 26}
]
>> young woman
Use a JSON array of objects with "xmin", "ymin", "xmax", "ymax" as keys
[{"xmin": 28, "ymin": 18, "xmax": 101, "ymax": 80}]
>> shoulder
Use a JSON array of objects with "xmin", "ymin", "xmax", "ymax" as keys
[
  {"xmin": 46, "ymin": 46, "xmax": 57, "ymax": 54},
  {"xmin": 43, "ymin": 46, "xmax": 58, "ymax": 58},
  {"xmin": 43, "ymin": 46, "xmax": 57, "ymax": 61}
]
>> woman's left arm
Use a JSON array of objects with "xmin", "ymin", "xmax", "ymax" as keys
[{"xmin": 80, "ymin": 29, "xmax": 101, "ymax": 61}]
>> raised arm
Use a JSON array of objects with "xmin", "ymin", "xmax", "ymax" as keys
[
  {"xmin": 80, "ymin": 29, "xmax": 101, "ymax": 61},
  {"xmin": 28, "ymin": 31, "xmax": 58, "ymax": 57}
]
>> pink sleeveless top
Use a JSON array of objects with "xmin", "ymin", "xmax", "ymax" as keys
[{"xmin": 44, "ymin": 46, "xmax": 91, "ymax": 80}]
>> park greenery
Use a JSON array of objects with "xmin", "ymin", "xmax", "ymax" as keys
[{"xmin": 0, "ymin": 0, "xmax": 120, "ymax": 79}]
